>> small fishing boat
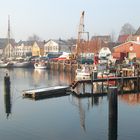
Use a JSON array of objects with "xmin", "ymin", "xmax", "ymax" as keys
[
  {"xmin": 0, "ymin": 61, "xmax": 13, "ymax": 68},
  {"xmin": 75, "ymin": 64, "xmax": 91, "ymax": 80},
  {"xmin": 34, "ymin": 62, "xmax": 47, "ymax": 69}
]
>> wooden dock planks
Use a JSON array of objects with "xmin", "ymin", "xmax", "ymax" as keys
[{"xmin": 23, "ymin": 85, "xmax": 70, "ymax": 100}]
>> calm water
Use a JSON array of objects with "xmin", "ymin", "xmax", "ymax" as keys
[{"xmin": 0, "ymin": 68, "xmax": 140, "ymax": 140}]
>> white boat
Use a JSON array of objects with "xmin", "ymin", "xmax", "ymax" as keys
[
  {"xmin": 12, "ymin": 61, "xmax": 30, "ymax": 68},
  {"xmin": 0, "ymin": 61, "xmax": 13, "ymax": 68},
  {"xmin": 34, "ymin": 62, "xmax": 47, "ymax": 69},
  {"xmin": 75, "ymin": 65, "xmax": 91, "ymax": 80}
]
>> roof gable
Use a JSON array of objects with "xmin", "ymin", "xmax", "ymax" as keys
[
  {"xmin": 135, "ymin": 27, "xmax": 140, "ymax": 35},
  {"xmin": 117, "ymin": 34, "xmax": 130, "ymax": 43}
]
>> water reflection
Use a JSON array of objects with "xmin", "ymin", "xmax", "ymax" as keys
[
  {"xmin": 70, "ymin": 95, "xmax": 103, "ymax": 132},
  {"xmin": 32, "ymin": 69, "xmax": 47, "ymax": 87},
  {"xmin": 4, "ymin": 80, "xmax": 12, "ymax": 119},
  {"xmin": 1, "ymin": 68, "xmax": 140, "ymax": 140},
  {"xmin": 70, "ymin": 96, "xmax": 86, "ymax": 131},
  {"xmin": 4, "ymin": 92, "xmax": 11, "ymax": 119},
  {"xmin": 119, "ymin": 93, "xmax": 140, "ymax": 105}
]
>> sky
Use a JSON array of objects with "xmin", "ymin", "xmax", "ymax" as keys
[{"xmin": 0, "ymin": 0, "xmax": 140, "ymax": 42}]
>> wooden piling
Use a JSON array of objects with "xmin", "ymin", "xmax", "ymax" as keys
[
  {"xmin": 83, "ymin": 83, "xmax": 85, "ymax": 94},
  {"xmin": 108, "ymin": 86, "xmax": 118, "ymax": 140},
  {"xmin": 4, "ymin": 73, "xmax": 11, "ymax": 119},
  {"xmin": 91, "ymin": 72, "xmax": 93, "ymax": 94},
  {"xmin": 4, "ymin": 73, "xmax": 10, "ymax": 93}
]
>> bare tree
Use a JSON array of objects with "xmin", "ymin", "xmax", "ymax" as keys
[
  {"xmin": 110, "ymin": 30, "xmax": 116, "ymax": 42},
  {"xmin": 120, "ymin": 23, "xmax": 136, "ymax": 35},
  {"xmin": 27, "ymin": 34, "xmax": 41, "ymax": 41}
]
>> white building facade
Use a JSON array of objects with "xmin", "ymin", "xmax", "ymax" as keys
[{"xmin": 44, "ymin": 40, "xmax": 59, "ymax": 55}]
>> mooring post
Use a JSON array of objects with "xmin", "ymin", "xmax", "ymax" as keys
[
  {"xmin": 4, "ymin": 73, "xmax": 10, "ymax": 93},
  {"xmin": 108, "ymin": 86, "xmax": 118, "ymax": 140},
  {"xmin": 91, "ymin": 71, "xmax": 93, "ymax": 94},
  {"xmin": 121, "ymin": 75, "xmax": 124, "ymax": 94},
  {"xmin": 83, "ymin": 83, "xmax": 85, "ymax": 94},
  {"xmin": 101, "ymin": 72, "xmax": 104, "ymax": 93},
  {"xmin": 138, "ymin": 70, "xmax": 140, "ymax": 91},
  {"xmin": 137, "ymin": 69, "xmax": 139, "ymax": 91}
]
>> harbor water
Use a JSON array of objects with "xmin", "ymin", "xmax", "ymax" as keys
[{"xmin": 0, "ymin": 68, "xmax": 140, "ymax": 140}]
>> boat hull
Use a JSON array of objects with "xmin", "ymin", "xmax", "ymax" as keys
[
  {"xmin": 13, "ymin": 62, "xmax": 30, "ymax": 68},
  {"xmin": 34, "ymin": 63, "xmax": 47, "ymax": 69}
]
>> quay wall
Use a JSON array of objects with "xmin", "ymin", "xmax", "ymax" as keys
[{"xmin": 47, "ymin": 62, "xmax": 93, "ymax": 73}]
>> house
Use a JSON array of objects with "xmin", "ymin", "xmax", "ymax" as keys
[
  {"xmin": 113, "ymin": 41, "xmax": 140, "ymax": 59},
  {"xmin": 126, "ymin": 27, "xmax": 140, "ymax": 42},
  {"xmin": 4, "ymin": 43, "xmax": 15, "ymax": 58},
  {"xmin": 117, "ymin": 34, "xmax": 130, "ymax": 43},
  {"xmin": 91, "ymin": 35, "xmax": 111, "ymax": 43},
  {"xmin": 32, "ymin": 41, "xmax": 44, "ymax": 57},
  {"xmin": 0, "ymin": 38, "xmax": 15, "ymax": 57},
  {"xmin": 44, "ymin": 39, "xmax": 59, "ymax": 55},
  {"xmin": 44, "ymin": 39, "xmax": 71, "ymax": 55},
  {"xmin": 14, "ymin": 41, "xmax": 34, "ymax": 57}
]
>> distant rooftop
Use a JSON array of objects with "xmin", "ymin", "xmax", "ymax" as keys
[
  {"xmin": 135, "ymin": 27, "xmax": 140, "ymax": 35},
  {"xmin": 0, "ymin": 38, "xmax": 15, "ymax": 49}
]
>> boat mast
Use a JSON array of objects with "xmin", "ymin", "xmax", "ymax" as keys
[{"xmin": 8, "ymin": 15, "xmax": 11, "ymax": 58}]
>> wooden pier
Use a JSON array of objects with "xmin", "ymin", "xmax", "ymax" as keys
[
  {"xmin": 23, "ymin": 85, "xmax": 70, "ymax": 100},
  {"xmin": 71, "ymin": 76, "xmax": 140, "ymax": 97}
]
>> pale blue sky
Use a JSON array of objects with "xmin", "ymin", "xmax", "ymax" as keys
[{"xmin": 0, "ymin": 0, "xmax": 139, "ymax": 41}]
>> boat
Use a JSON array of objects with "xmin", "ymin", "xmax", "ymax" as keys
[
  {"xmin": 34, "ymin": 61, "xmax": 47, "ymax": 69},
  {"xmin": 75, "ymin": 64, "xmax": 91, "ymax": 80},
  {"xmin": 12, "ymin": 61, "xmax": 30, "ymax": 68},
  {"xmin": 97, "ymin": 71, "xmax": 116, "ymax": 85},
  {"xmin": 0, "ymin": 61, "xmax": 13, "ymax": 68}
]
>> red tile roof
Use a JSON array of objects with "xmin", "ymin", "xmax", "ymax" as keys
[{"xmin": 117, "ymin": 34, "xmax": 130, "ymax": 43}]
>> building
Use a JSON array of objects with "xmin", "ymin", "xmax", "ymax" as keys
[
  {"xmin": 44, "ymin": 39, "xmax": 59, "ymax": 55},
  {"xmin": 44, "ymin": 39, "xmax": 71, "ymax": 55},
  {"xmin": 126, "ymin": 27, "xmax": 140, "ymax": 42},
  {"xmin": 14, "ymin": 41, "xmax": 34, "ymax": 57},
  {"xmin": 91, "ymin": 35, "xmax": 111, "ymax": 43},
  {"xmin": 0, "ymin": 38, "xmax": 15, "ymax": 57},
  {"xmin": 113, "ymin": 41, "xmax": 140, "ymax": 59},
  {"xmin": 32, "ymin": 41, "xmax": 44, "ymax": 57},
  {"xmin": 117, "ymin": 34, "xmax": 130, "ymax": 43}
]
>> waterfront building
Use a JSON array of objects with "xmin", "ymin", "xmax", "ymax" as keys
[
  {"xmin": 44, "ymin": 39, "xmax": 59, "ymax": 55},
  {"xmin": 14, "ymin": 41, "xmax": 34, "ymax": 57},
  {"xmin": 44, "ymin": 39, "xmax": 72, "ymax": 55},
  {"xmin": 4, "ymin": 40, "xmax": 16, "ymax": 58},
  {"xmin": 32, "ymin": 41, "xmax": 44, "ymax": 57},
  {"xmin": 0, "ymin": 38, "xmax": 15, "ymax": 58},
  {"xmin": 113, "ymin": 41, "xmax": 140, "ymax": 59}
]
